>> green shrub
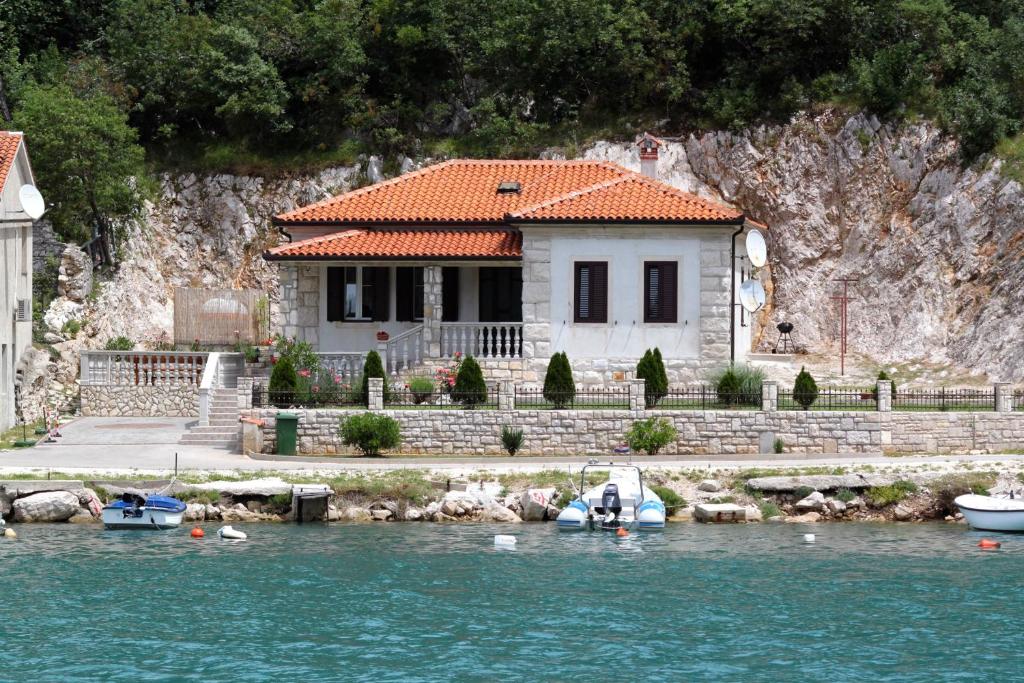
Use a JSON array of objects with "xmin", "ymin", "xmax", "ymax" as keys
[
  {"xmin": 62, "ymin": 319, "xmax": 81, "ymax": 336},
  {"xmin": 650, "ymin": 485, "xmax": 686, "ymax": 513},
  {"xmin": 360, "ymin": 350, "xmax": 389, "ymax": 405},
  {"xmin": 543, "ymin": 352, "xmax": 575, "ymax": 408},
  {"xmin": 407, "ymin": 376, "xmax": 434, "ymax": 404},
  {"xmin": 773, "ymin": 437, "xmax": 784, "ymax": 454},
  {"xmin": 637, "ymin": 348, "xmax": 668, "ymax": 407},
  {"xmin": 930, "ymin": 472, "xmax": 998, "ymax": 514},
  {"xmin": 268, "ymin": 356, "xmax": 298, "ymax": 407},
  {"xmin": 870, "ymin": 370, "xmax": 898, "ymax": 400},
  {"xmin": 793, "ymin": 485, "xmax": 815, "ymax": 499},
  {"xmin": 453, "ymin": 355, "xmax": 487, "ymax": 407},
  {"xmin": 714, "ymin": 366, "xmax": 741, "ymax": 405},
  {"xmin": 339, "ymin": 413, "xmax": 401, "ymax": 456},
  {"xmin": 793, "ymin": 366, "xmax": 818, "ymax": 409},
  {"xmin": 759, "ymin": 500, "xmax": 782, "ymax": 519},
  {"xmin": 866, "ymin": 480, "xmax": 918, "ymax": 507},
  {"xmin": 835, "ymin": 488, "xmax": 856, "ymax": 503},
  {"xmin": 104, "ymin": 335, "xmax": 133, "ymax": 351},
  {"xmin": 708, "ymin": 364, "xmax": 763, "ymax": 406},
  {"xmin": 625, "ymin": 417, "xmax": 677, "ymax": 455},
  {"xmin": 500, "ymin": 425, "xmax": 524, "ymax": 455}
]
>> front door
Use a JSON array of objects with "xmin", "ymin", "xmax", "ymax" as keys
[{"xmin": 478, "ymin": 267, "xmax": 522, "ymax": 322}]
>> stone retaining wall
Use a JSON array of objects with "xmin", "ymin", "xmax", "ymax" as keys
[
  {"xmin": 243, "ymin": 405, "xmax": 1024, "ymax": 456},
  {"xmin": 81, "ymin": 385, "xmax": 198, "ymax": 417}
]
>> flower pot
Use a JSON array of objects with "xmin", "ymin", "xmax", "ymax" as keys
[{"xmin": 376, "ymin": 331, "xmax": 390, "ymax": 342}]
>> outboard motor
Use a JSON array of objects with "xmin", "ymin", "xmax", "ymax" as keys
[{"xmin": 599, "ymin": 483, "xmax": 623, "ymax": 530}]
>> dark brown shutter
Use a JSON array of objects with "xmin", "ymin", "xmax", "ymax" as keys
[
  {"xmin": 371, "ymin": 267, "xmax": 390, "ymax": 321},
  {"xmin": 662, "ymin": 262, "xmax": 677, "ymax": 323},
  {"xmin": 326, "ymin": 267, "xmax": 344, "ymax": 321},
  {"xmin": 442, "ymin": 267, "xmax": 460, "ymax": 322},
  {"xmin": 574, "ymin": 262, "xmax": 607, "ymax": 323},
  {"xmin": 395, "ymin": 267, "xmax": 414, "ymax": 321},
  {"xmin": 644, "ymin": 262, "xmax": 677, "ymax": 323}
]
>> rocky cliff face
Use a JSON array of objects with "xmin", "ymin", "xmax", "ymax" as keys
[{"xmin": 24, "ymin": 110, "xmax": 1024, "ymax": 419}]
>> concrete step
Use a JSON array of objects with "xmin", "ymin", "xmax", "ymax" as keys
[
  {"xmin": 183, "ymin": 427, "xmax": 240, "ymax": 437},
  {"xmin": 209, "ymin": 418, "xmax": 239, "ymax": 426},
  {"xmin": 209, "ymin": 410, "xmax": 240, "ymax": 417}
]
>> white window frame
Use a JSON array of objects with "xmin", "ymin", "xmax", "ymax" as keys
[{"xmin": 343, "ymin": 266, "xmax": 374, "ymax": 321}]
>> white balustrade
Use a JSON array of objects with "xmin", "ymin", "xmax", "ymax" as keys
[
  {"xmin": 440, "ymin": 323, "xmax": 523, "ymax": 359},
  {"xmin": 80, "ymin": 351, "xmax": 208, "ymax": 387},
  {"xmin": 316, "ymin": 353, "xmax": 365, "ymax": 382},
  {"xmin": 384, "ymin": 326, "xmax": 424, "ymax": 374}
]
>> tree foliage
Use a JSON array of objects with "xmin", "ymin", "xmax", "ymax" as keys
[
  {"xmin": 637, "ymin": 348, "xmax": 668, "ymax": 407},
  {"xmin": 453, "ymin": 355, "xmax": 487, "ymax": 408},
  {"xmin": 543, "ymin": 352, "xmax": 575, "ymax": 408},
  {"xmin": 268, "ymin": 355, "xmax": 298, "ymax": 408},
  {"xmin": 793, "ymin": 366, "xmax": 819, "ymax": 410},
  {"xmin": 360, "ymin": 350, "xmax": 389, "ymax": 405}
]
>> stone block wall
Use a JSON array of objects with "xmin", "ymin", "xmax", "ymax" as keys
[
  {"xmin": 82, "ymin": 385, "xmax": 199, "ymax": 417},
  {"xmin": 279, "ymin": 264, "xmax": 319, "ymax": 344}
]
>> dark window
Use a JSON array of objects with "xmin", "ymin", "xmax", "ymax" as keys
[
  {"xmin": 326, "ymin": 266, "xmax": 344, "ymax": 321},
  {"xmin": 574, "ymin": 262, "xmax": 607, "ymax": 323},
  {"xmin": 441, "ymin": 267, "xmax": 460, "ymax": 322},
  {"xmin": 478, "ymin": 267, "xmax": 523, "ymax": 322},
  {"xmin": 395, "ymin": 267, "xmax": 424, "ymax": 321},
  {"xmin": 644, "ymin": 261, "xmax": 677, "ymax": 323},
  {"xmin": 327, "ymin": 266, "xmax": 389, "ymax": 322}
]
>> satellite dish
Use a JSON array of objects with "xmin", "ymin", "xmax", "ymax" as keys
[
  {"xmin": 739, "ymin": 279, "xmax": 766, "ymax": 313},
  {"xmin": 19, "ymin": 185, "xmax": 45, "ymax": 220},
  {"xmin": 746, "ymin": 229, "xmax": 767, "ymax": 268}
]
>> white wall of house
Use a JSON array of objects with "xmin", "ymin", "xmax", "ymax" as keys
[{"xmin": 0, "ymin": 141, "xmax": 35, "ymax": 431}]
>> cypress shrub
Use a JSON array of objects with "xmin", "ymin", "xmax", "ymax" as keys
[
  {"xmin": 636, "ymin": 350, "xmax": 655, "ymax": 407},
  {"xmin": 793, "ymin": 366, "xmax": 819, "ymax": 410},
  {"xmin": 360, "ymin": 350, "xmax": 389, "ymax": 406},
  {"xmin": 871, "ymin": 370, "xmax": 898, "ymax": 401},
  {"xmin": 453, "ymin": 355, "xmax": 487, "ymax": 407},
  {"xmin": 646, "ymin": 348, "xmax": 669, "ymax": 406},
  {"xmin": 543, "ymin": 351, "xmax": 576, "ymax": 409},
  {"xmin": 715, "ymin": 366, "xmax": 741, "ymax": 405},
  {"xmin": 268, "ymin": 355, "xmax": 297, "ymax": 408}
]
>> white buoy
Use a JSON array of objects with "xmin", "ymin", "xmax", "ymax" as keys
[
  {"xmin": 494, "ymin": 534, "xmax": 517, "ymax": 548},
  {"xmin": 217, "ymin": 525, "xmax": 248, "ymax": 540},
  {"xmin": 803, "ymin": 533, "xmax": 815, "ymax": 544}
]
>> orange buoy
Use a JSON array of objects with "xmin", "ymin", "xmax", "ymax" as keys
[
  {"xmin": 616, "ymin": 527, "xmax": 628, "ymax": 538},
  {"xmin": 191, "ymin": 527, "xmax": 205, "ymax": 538},
  {"xmin": 978, "ymin": 538, "xmax": 1001, "ymax": 549}
]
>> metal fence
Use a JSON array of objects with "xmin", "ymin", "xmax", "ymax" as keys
[
  {"xmin": 515, "ymin": 387, "xmax": 629, "ymax": 409},
  {"xmin": 174, "ymin": 287, "xmax": 269, "ymax": 346},
  {"xmin": 657, "ymin": 386, "xmax": 760, "ymax": 410},
  {"xmin": 252, "ymin": 387, "xmax": 365, "ymax": 409},
  {"xmin": 388, "ymin": 386, "xmax": 500, "ymax": 410},
  {"xmin": 892, "ymin": 388, "xmax": 996, "ymax": 411},
  {"xmin": 1015, "ymin": 390, "xmax": 1024, "ymax": 411},
  {"xmin": 779, "ymin": 388, "xmax": 877, "ymax": 411}
]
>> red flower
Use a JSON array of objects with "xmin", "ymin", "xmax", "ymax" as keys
[{"xmin": 298, "ymin": 369, "xmax": 311, "ymax": 378}]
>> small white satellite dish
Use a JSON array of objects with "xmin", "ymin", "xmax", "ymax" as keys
[
  {"xmin": 19, "ymin": 185, "xmax": 45, "ymax": 220},
  {"xmin": 739, "ymin": 279, "xmax": 766, "ymax": 313},
  {"xmin": 746, "ymin": 229, "xmax": 767, "ymax": 268}
]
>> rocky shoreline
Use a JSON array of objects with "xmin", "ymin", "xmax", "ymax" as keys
[{"xmin": 2, "ymin": 465, "xmax": 1018, "ymax": 527}]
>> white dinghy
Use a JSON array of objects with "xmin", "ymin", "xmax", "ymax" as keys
[
  {"xmin": 955, "ymin": 492, "xmax": 1024, "ymax": 532},
  {"xmin": 556, "ymin": 463, "xmax": 665, "ymax": 531}
]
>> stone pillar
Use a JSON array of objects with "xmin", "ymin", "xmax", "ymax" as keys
[
  {"xmin": 499, "ymin": 380, "xmax": 515, "ymax": 411},
  {"xmin": 376, "ymin": 339, "xmax": 390, "ymax": 374},
  {"xmin": 237, "ymin": 376, "xmax": 254, "ymax": 410},
  {"xmin": 994, "ymin": 382, "xmax": 1012, "ymax": 413},
  {"xmin": 368, "ymin": 378, "xmax": 384, "ymax": 411},
  {"xmin": 876, "ymin": 379, "xmax": 892, "ymax": 412},
  {"xmin": 629, "ymin": 379, "xmax": 646, "ymax": 411},
  {"xmin": 422, "ymin": 266, "xmax": 443, "ymax": 358},
  {"xmin": 761, "ymin": 380, "xmax": 778, "ymax": 412},
  {"xmin": 520, "ymin": 233, "xmax": 551, "ymax": 360}
]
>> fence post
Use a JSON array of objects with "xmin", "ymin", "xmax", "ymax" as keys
[
  {"xmin": 368, "ymin": 377, "xmax": 384, "ymax": 411},
  {"xmin": 876, "ymin": 379, "xmax": 892, "ymax": 412},
  {"xmin": 499, "ymin": 380, "xmax": 515, "ymax": 411},
  {"xmin": 762, "ymin": 381, "xmax": 778, "ymax": 412},
  {"xmin": 237, "ymin": 376, "xmax": 254, "ymax": 411},
  {"xmin": 376, "ymin": 340, "xmax": 390, "ymax": 374},
  {"xmin": 629, "ymin": 379, "xmax": 646, "ymax": 411},
  {"xmin": 994, "ymin": 382, "xmax": 1011, "ymax": 413}
]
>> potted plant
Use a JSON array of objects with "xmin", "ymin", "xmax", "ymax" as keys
[{"xmin": 376, "ymin": 330, "xmax": 390, "ymax": 342}]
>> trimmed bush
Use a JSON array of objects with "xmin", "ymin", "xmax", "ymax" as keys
[
  {"xmin": 408, "ymin": 376, "xmax": 434, "ymax": 404},
  {"xmin": 500, "ymin": 425, "xmax": 524, "ymax": 456},
  {"xmin": 625, "ymin": 417, "xmax": 677, "ymax": 455},
  {"xmin": 268, "ymin": 355, "xmax": 297, "ymax": 407},
  {"xmin": 543, "ymin": 351, "xmax": 575, "ymax": 408},
  {"xmin": 453, "ymin": 355, "xmax": 487, "ymax": 407},
  {"xmin": 637, "ymin": 348, "xmax": 668, "ymax": 407},
  {"xmin": 650, "ymin": 485, "xmax": 686, "ymax": 514},
  {"xmin": 104, "ymin": 336, "xmax": 134, "ymax": 351},
  {"xmin": 793, "ymin": 366, "xmax": 818, "ymax": 409},
  {"xmin": 360, "ymin": 350, "xmax": 389, "ymax": 405},
  {"xmin": 339, "ymin": 413, "xmax": 401, "ymax": 457},
  {"xmin": 715, "ymin": 366, "xmax": 742, "ymax": 405}
]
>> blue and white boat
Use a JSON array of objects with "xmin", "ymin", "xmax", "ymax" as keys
[
  {"xmin": 556, "ymin": 463, "xmax": 666, "ymax": 531},
  {"xmin": 102, "ymin": 493, "xmax": 187, "ymax": 530}
]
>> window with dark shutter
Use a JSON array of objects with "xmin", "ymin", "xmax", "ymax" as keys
[
  {"xmin": 644, "ymin": 261, "xmax": 677, "ymax": 323},
  {"xmin": 442, "ymin": 267, "xmax": 460, "ymax": 322},
  {"xmin": 371, "ymin": 267, "xmax": 390, "ymax": 321},
  {"xmin": 326, "ymin": 267, "xmax": 344, "ymax": 321},
  {"xmin": 574, "ymin": 261, "xmax": 607, "ymax": 323}
]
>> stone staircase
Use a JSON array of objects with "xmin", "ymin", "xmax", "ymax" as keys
[{"xmin": 179, "ymin": 387, "xmax": 241, "ymax": 449}]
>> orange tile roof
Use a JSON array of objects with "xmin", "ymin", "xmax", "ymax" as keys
[
  {"xmin": 274, "ymin": 159, "xmax": 747, "ymax": 226},
  {"xmin": 0, "ymin": 131, "xmax": 24, "ymax": 193},
  {"xmin": 265, "ymin": 229, "xmax": 522, "ymax": 260}
]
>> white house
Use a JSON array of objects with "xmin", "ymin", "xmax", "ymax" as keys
[
  {"xmin": 265, "ymin": 135, "xmax": 765, "ymax": 383},
  {"xmin": 0, "ymin": 132, "xmax": 37, "ymax": 430}
]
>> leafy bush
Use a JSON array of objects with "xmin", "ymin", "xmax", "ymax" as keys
[
  {"xmin": 773, "ymin": 438, "xmax": 784, "ymax": 454},
  {"xmin": 339, "ymin": 413, "xmax": 401, "ymax": 457},
  {"xmin": 453, "ymin": 355, "xmax": 487, "ymax": 408},
  {"xmin": 268, "ymin": 355, "xmax": 298, "ymax": 407},
  {"xmin": 360, "ymin": 350, "xmax": 389, "ymax": 405},
  {"xmin": 407, "ymin": 376, "xmax": 434, "ymax": 404},
  {"xmin": 866, "ymin": 480, "xmax": 918, "ymax": 507},
  {"xmin": 931, "ymin": 472, "xmax": 998, "ymax": 514},
  {"xmin": 62, "ymin": 319, "xmax": 81, "ymax": 336},
  {"xmin": 637, "ymin": 348, "xmax": 668, "ymax": 407},
  {"xmin": 793, "ymin": 366, "xmax": 819, "ymax": 409},
  {"xmin": 500, "ymin": 425, "xmax": 524, "ymax": 456},
  {"xmin": 759, "ymin": 500, "xmax": 783, "ymax": 519},
  {"xmin": 793, "ymin": 485, "xmax": 815, "ymax": 499},
  {"xmin": 625, "ymin": 417, "xmax": 677, "ymax": 455},
  {"xmin": 273, "ymin": 335, "xmax": 320, "ymax": 374},
  {"xmin": 708, "ymin": 364, "xmax": 763, "ymax": 406},
  {"xmin": 543, "ymin": 352, "xmax": 575, "ymax": 408},
  {"xmin": 835, "ymin": 488, "xmax": 856, "ymax": 503},
  {"xmin": 104, "ymin": 336, "xmax": 133, "ymax": 351},
  {"xmin": 650, "ymin": 485, "xmax": 686, "ymax": 513}
]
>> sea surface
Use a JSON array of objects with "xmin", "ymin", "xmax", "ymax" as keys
[{"xmin": 1, "ymin": 521, "xmax": 1021, "ymax": 682}]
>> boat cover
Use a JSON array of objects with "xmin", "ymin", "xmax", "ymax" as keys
[{"xmin": 104, "ymin": 495, "xmax": 186, "ymax": 513}]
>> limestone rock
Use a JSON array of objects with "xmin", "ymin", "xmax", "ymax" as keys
[
  {"xmin": 826, "ymin": 499, "xmax": 847, "ymax": 515},
  {"xmin": 404, "ymin": 507, "xmax": 424, "ymax": 521},
  {"xmin": 57, "ymin": 245, "xmax": 93, "ymax": 302},
  {"xmin": 785, "ymin": 511, "xmax": 822, "ymax": 523},
  {"xmin": 744, "ymin": 505, "xmax": 763, "ymax": 522},
  {"xmin": 184, "ymin": 503, "xmax": 206, "ymax": 522},
  {"xmin": 204, "ymin": 504, "xmax": 222, "ymax": 521},
  {"xmin": 520, "ymin": 488, "xmax": 555, "ymax": 521},
  {"xmin": 220, "ymin": 503, "xmax": 258, "ymax": 522},
  {"xmin": 12, "ymin": 491, "xmax": 81, "ymax": 522},
  {"xmin": 43, "ymin": 298, "xmax": 83, "ymax": 335},
  {"xmin": 480, "ymin": 503, "xmax": 522, "ymax": 523},
  {"xmin": 328, "ymin": 506, "xmax": 342, "ymax": 522},
  {"xmin": 0, "ymin": 490, "xmax": 12, "ymax": 517},
  {"xmin": 341, "ymin": 507, "xmax": 372, "ymax": 522},
  {"xmin": 893, "ymin": 504, "xmax": 914, "ymax": 521},
  {"xmin": 370, "ymin": 509, "xmax": 392, "ymax": 521},
  {"xmin": 795, "ymin": 491, "xmax": 825, "ymax": 512},
  {"xmin": 67, "ymin": 507, "xmax": 99, "ymax": 524},
  {"xmin": 190, "ymin": 478, "xmax": 292, "ymax": 497},
  {"xmin": 698, "ymin": 479, "xmax": 721, "ymax": 493}
]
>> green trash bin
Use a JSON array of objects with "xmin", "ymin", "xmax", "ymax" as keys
[{"xmin": 276, "ymin": 411, "xmax": 299, "ymax": 456}]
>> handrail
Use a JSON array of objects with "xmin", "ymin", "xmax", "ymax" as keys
[
  {"xmin": 198, "ymin": 352, "xmax": 221, "ymax": 426},
  {"xmin": 384, "ymin": 325, "xmax": 424, "ymax": 374},
  {"xmin": 80, "ymin": 350, "xmax": 209, "ymax": 386}
]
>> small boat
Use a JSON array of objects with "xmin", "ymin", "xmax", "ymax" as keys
[
  {"xmin": 955, "ymin": 493, "xmax": 1024, "ymax": 532},
  {"xmin": 102, "ymin": 493, "xmax": 187, "ymax": 530},
  {"xmin": 556, "ymin": 463, "xmax": 665, "ymax": 531},
  {"xmin": 217, "ymin": 525, "xmax": 247, "ymax": 540}
]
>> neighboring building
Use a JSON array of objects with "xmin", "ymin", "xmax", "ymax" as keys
[
  {"xmin": 264, "ymin": 135, "xmax": 765, "ymax": 383},
  {"xmin": 0, "ymin": 132, "xmax": 36, "ymax": 430}
]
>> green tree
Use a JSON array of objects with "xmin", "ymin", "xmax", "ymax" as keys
[
  {"xmin": 793, "ymin": 366, "xmax": 819, "ymax": 410},
  {"xmin": 360, "ymin": 350, "xmax": 389, "ymax": 405},
  {"xmin": 12, "ymin": 82, "xmax": 146, "ymax": 255},
  {"xmin": 637, "ymin": 348, "xmax": 669, "ymax": 407},
  {"xmin": 543, "ymin": 351, "xmax": 575, "ymax": 409},
  {"xmin": 452, "ymin": 355, "xmax": 487, "ymax": 408},
  {"xmin": 340, "ymin": 412, "xmax": 401, "ymax": 456},
  {"xmin": 715, "ymin": 366, "xmax": 742, "ymax": 406},
  {"xmin": 268, "ymin": 355, "xmax": 298, "ymax": 407}
]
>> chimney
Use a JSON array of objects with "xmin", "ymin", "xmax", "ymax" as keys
[{"xmin": 636, "ymin": 131, "xmax": 661, "ymax": 179}]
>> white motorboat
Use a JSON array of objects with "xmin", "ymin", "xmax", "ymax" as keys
[
  {"xmin": 102, "ymin": 493, "xmax": 187, "ymax": 530},
  {"xmin": 954, "ymin": 493, "xmax": 1024, "ymax": 532},
  {"xmin": 556, "ymin": 463, "xmax": 665, "ymax": 531}
]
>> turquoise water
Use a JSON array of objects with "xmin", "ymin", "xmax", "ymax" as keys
[{"xmin": 1, "ymin": 522, "xmax": 1021, "ymax": 681}]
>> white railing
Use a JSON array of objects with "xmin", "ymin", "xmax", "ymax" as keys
[
  {"xmin": 316, "ymin": 352, "xmax": 365, "ymax": 382},
  {"xmin": 440, "ymin": 323, "xmax": 524, "ymax": 359},
  {"xmin": 80, "ymin": 351, "xmax": 208, "ymax": 386},
  {"xmin": 384, "ymin": 325, "xmax": 424, "ymax": 374},
  {"xmin": 198, "ymin": 352, "xmax": 222, "ymax": 426}
]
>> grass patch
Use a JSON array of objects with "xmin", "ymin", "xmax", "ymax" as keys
[
  {"xmin": 0, "ymin": 419, "xmax": 46, "ymax": 450},
  {"xmin": 931, "ymin": 471, "xmax": 998, "ymax": 514},
  {"xmin": 866, "ymin": 480, "xmax": 918, "ymax": 507},
  {"xmin": 793, "ymin": 485, "xmax": 815, "ymax": 499},
  {"xmin": 835, "ymin": 488, "xmax": 856, "ymax": 503},
  {"xmin": 650, "ymin": 485, "xmax": 686, "ymax": 514},
  {"xmin": 996, "ymin": 133, "xmax": 1024, "ymax": 184},
  {"xmin": 758, "ymin": 500, "xmax": 782, "ymax": 518}
]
